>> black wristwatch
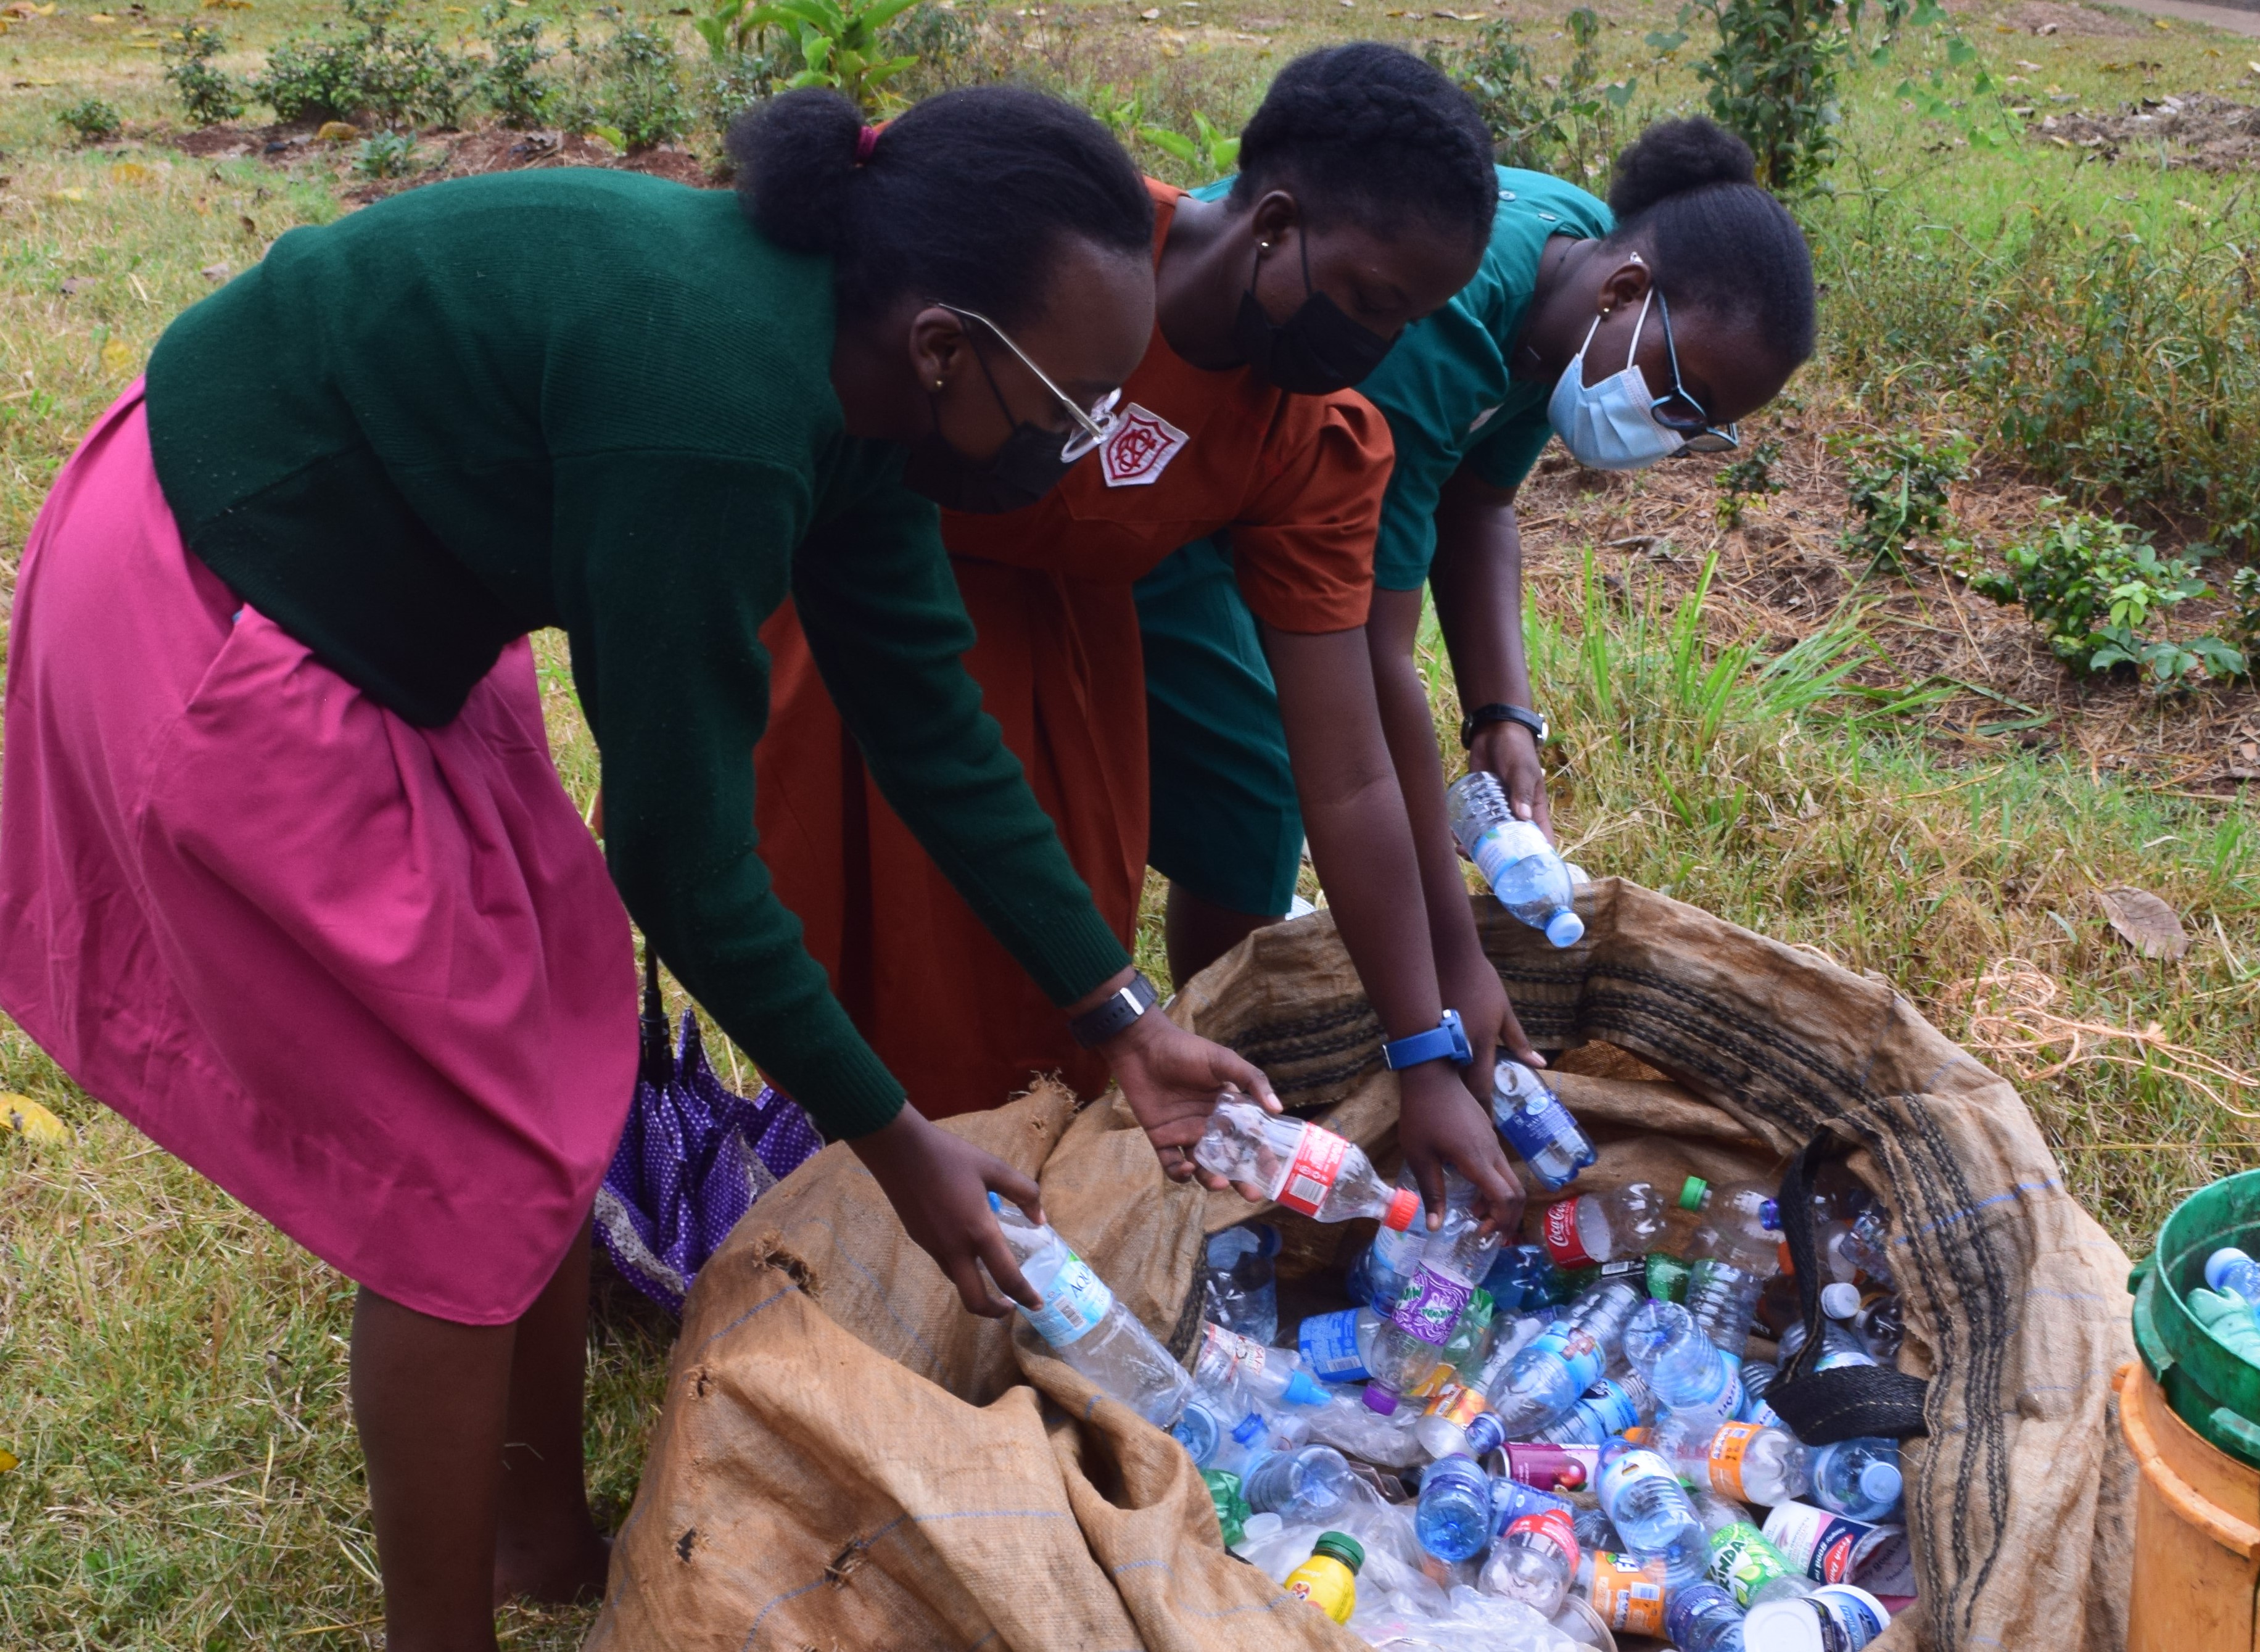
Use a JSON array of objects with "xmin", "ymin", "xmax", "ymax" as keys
[
  {"xmin": 1460, "ymin": 703, "xmax": 1548, "ymax": 750},
  {"xmin": 1067, "ymin": 970, "xmax": 1159, "ymax": 1047}
]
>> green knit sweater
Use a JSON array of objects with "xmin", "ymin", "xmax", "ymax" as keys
[{"xmin": 146, "ymin": 168, "xmax": 1130, "ymax": 1139}]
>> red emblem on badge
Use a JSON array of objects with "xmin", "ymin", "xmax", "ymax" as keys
[{"xmin": 1099, "ymin": 403, "xmax": 1189, "ymax": 488}]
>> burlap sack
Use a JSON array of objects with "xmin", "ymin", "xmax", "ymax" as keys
[{"xmin": 587, "ymin": 880, "xmax": 2136, "ymax": 1651}]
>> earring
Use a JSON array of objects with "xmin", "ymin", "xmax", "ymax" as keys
[
  {"xmin": 1259, "ymin": 239, "xmax": 1274, "ymax": 250},
  {"xmin": 934, "ymin": 378, "xmax": 944, "ymax": 389}
]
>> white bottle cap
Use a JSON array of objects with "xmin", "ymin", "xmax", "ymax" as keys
[{"xmin": 1821, "ymin": 1282, "xmax": 1863, "ymax": 1321}]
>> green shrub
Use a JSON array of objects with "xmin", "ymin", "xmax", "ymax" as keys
[
  {"xmin": 577, "ymin": 18, "xmax": 691, "ymax": 150},
  {"xmin": 475, "ymin": 5, "xmax": 555, "ymax": 127},
  {"xmin": 163, "ymin": 23, "xmax": 247, "ymax": 126},
  {"xmin": 353, "ymin": 128, "xmax": 420, "ymax": 176},
  {"xmin": 1430, "ymin": 11, "xmax": 1636, "ymax": 180},
  {"xmin": 1715, "ymin": 438, "xmax": 1782, "ymax": 529},
  {"xmin": 1839, "ymin": 431, "xmax": 1969, "ymax": 574},
  {"xmin": 1973, "ymin": 507, "xmax": 2245, "ymax": 690},
  {"xmin": 57, "ymin": 96, "xmax": 123, "ymax": 144},
  {"xmin": 254, "ymin": 0, "xmax": 471, "ymax": 128}
]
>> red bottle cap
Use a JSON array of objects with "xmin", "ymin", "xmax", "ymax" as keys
[{"xmin": 1384, "ymin": 1189, "xmax": 1422, "ymax": 1231}]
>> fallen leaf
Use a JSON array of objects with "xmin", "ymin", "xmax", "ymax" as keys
[
  {"xmin": 1, "ymin": 1093, "xmax": 72, "ymax": 1146},
  {"xmin": 2098, "ymin": 887, "xmax": 2189, "ymax": 960},
  {"xmin": 101, "ymin": 336, "xmax": 135, "ymax": 373},
  {"xmin": 200, "ymin": 260, "xmax": 231, "ymax": 282},
  {"xmin": 316, "ymin": 120, "xmax": 358, "ymax": 142},
  {"xmin": 0, "ymin": 1446, "xmax": 18, "ymax": 1473}
]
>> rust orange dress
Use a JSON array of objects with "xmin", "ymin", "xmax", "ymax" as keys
[{"xmin": 754, "ymin": 181, "xmax": 1393, "ymax": 1118}]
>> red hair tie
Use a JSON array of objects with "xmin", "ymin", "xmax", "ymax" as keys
[{"xmin": 856, "ymin": 124, "xmax": 881, "ymax": 163}]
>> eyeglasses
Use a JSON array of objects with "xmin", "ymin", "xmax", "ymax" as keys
[
  {"xmin": 1648, "ymin": 290, "xmax": 1739, "ymax": 456},
  {"xmin": 938, "ymin": 303, "xmax": 1123, "ymax": 461}
]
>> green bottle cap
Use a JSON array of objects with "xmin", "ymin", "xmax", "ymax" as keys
[
  {"xmin": 1312, "ymin": 1530, "xmax": 1366, "ymax": 1572},
  {"xmin": 1678, "ymin": 1175, "xmax": 1710, "ymax": 1212}
]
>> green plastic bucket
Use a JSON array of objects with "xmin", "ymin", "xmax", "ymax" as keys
[{"xmin": 2131, "ymin": 1166, "xmax": 2260, "ymax": 1469}]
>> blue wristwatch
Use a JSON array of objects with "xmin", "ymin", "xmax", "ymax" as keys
[{"xmin": 1381, "ymin": 1009, "xmax": 1473, "ymax": 1072}]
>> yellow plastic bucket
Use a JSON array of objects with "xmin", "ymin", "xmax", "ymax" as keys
[{"xmin": 2119, "ymin": 1360, "xmax": 2260, "ymax": 1651}]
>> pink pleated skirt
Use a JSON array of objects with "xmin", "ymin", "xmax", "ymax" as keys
[{"xmin": 0, "ymin": 386, "xmax": 638, "ymax": 1324}]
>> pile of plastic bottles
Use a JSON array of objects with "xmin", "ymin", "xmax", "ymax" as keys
[{"xmin": 992, "ymin": 1066, "xmax": 1915, "ymax": 1651}]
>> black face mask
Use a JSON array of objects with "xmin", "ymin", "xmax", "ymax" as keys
[
  {"xmin": 899, "ymin": 335, "xmax": 1082, "ymax": 515},
  {"xmin": 1231, "ymin": 233, "xmax": 1395, "ymax": 395}
]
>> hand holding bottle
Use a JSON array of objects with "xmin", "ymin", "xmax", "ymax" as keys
[
  {"xmin": 851, "ymin": 1106, "xmax": 1047, "ymax": 1318},
  {"xmin": 1074, "ymin": 968, "xmax": 1282, "ymax": 1189},
  {"xmin": 1397, "ymin": 1060, "xmax": 1527, "ymax": 1234}
]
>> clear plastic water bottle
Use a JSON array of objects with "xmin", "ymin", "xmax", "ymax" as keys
[
  {"xmin": 1810, "ymin": 1439, "xmax": 1905, "ymax": 1522},
  {"xmin": 1192, "ymin": 1101, "xmax": 1421, "ymax": 1229},
  {"xmin": 2208, "ymin": 1247, "xmax": 2260, "ymax": 1311},
  {"xmin": 1693, "ymin": 1488, "xmax": 1814, "ymax": 1607},
  {"xmin": 1855, "ymin": 1296, "xmax": 1905, "ymax": 1361},
  {"xmin": 1531, "ymin": 1181, "xmax": 1672, "ymax": 1269},
  {"xmin": 1490, "ymin": 1059, "xmax": 1597, "ymax": 1190},
  {"xmin": 1667, "ymin": 1580, "xmax": 1751, "ymax": 1652},
  {"xmin": 1681, "ymin": 1178, "xmax": 1783, "ymax": 1358},
  {"xmin": 1571, "ymin": 1505, "xmax": 1620, "ymax": 1555},
  {"xmin": 1413, "ymin": 1312, "xmax": 1546, "ymax": 1459},
  {"xmin": 1480, "ymin": 1506, "xmax": 1580, "ymax": 1614},
  {"xmin": 1532, "ymin": 1373, "xmax": 1653, "ymax": 1445},
  {"xmin": 1345, "ymin": 1184, "xmax": 1428, "ymax": 1308},
  {"xmin": 1192, "ymin": 1321, "xmax": 1331, "ymax": 1410},
  {"xmin": 1657, "ymin": 1419, "xmax": 1812, "ymax": 1506},
  {"xmin": 1443, "ymin": 1288, "xmax": 1499, "ymax": 1383},
  {"xmin": 1242, "ymin": 1443, "xmax": 1353, "ymax": 1522},
  {"xmin": 1594, "ymin": 1437, "xmax": 1709, "ymax": 1587},
  {"xmin": 1842, "ymin": 1202, "xmax": 1896, "ymax": 1286},
  {"xmin": 1623, "ymin": 1300, "xmax": 1744, "ymax": 1450},
  {"xmin": 1298, "ymin": 1305, "xmax": 1385, "ymax": 1384},
  {"xmin": 1739, "ymin": 1360, "xmax": 1786, "ymax": 1430},
  {"xmin": 1369, "ymin": 1178, "xmax": 1504, "ymax": 1395},
  {"xmin": 1779, "ymin": 1320, "xmax": 1878, "ymax": 1372},
  {"xmin": 1413, "ymin": 1452, "xmax": 1495, "ymax": 1563},
  {"xmin": 1485, "ymin": 1280, "xmax": 1645, "ymax": 1439},
  {"xmin": 1483, "ymin": 1243, "xmax": 1573, "ymax": 1312},
  {"xmin": 1447, "ymin": 772, "xmax": 1585, "ymax": 948},
  {"xmin": 988, "ymin": 1196, "xmax": 1192, "ymax": 1427},
  {"xmin": 1200, "ymin": 1224, "xmax": 1281, "ymax": 1344}
]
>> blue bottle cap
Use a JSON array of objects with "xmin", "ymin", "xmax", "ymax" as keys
[
  {"xmin": 987, "ymin": 1191, "xmax": 1004, "ymax": 1213},
  {"xmin": 1544, "ymin": 909, "xmax": 1586, "ymax": 948},
  {"xmin": 1284, "ymin": 1369, "xmax": 1331, "ymax": 1409},
  {"xmin": 2206, "ymin": 1247, "xmax": 2253, "ymax": 1293}
]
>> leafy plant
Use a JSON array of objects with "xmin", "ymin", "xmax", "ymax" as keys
[
  {"xmin": 474, "ymin": 4, "xmax": 555, "ymax": 127},
  {"xmin": 1715, "ymin": 438, "xmax": 1782, "ymax": 529},
  {"xmin": 1430, "ymin": 12, "xmax": 1638, "ymax": 180},
  {"xmin": 254, "ymin": 0, "xmax": 471, "ymax": 128},
  {"xmin": 57, "ymin": 96, "xmax": 123, "ymax": 144},
  {"xmin": 1139, "ymin": 109, "xmax": 1238, "ymax": 174},
  {"xmin": 575, "ymin": 17, "xmax": 691, "ymax": 149},
  {"xmin": 2230, "ymin": 567, "xmax": 2260, "ymax": 667},
  {"xmin": 879, "ymin": 0, "xmax": 977, "ymax": 67},
  {"xmin": 1840, "ymin": 430, "xmax": 1969, "ymax": 574},
  {"xmin": 353, "ymin": 128, "xmax": 420, "ymax": 176},
  {"xmin": 699, "ymin": 0, "xmax": 920, "ymax": 112},
  {"xmin": 163, "ymin": 22, "xmax": 246, "ymax": 126},
  {"xmin": 1972, "ymin": 508, "xmax": 2245, "ymax": 690}
]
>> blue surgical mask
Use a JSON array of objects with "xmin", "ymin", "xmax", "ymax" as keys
[{"xmin": 1545, "ymin": 287, "xmax": 1686, "ymax": 472}]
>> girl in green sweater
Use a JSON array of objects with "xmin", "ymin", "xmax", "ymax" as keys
[{"xmin": 0, "ymin": 88, "xmax": 1272, "ymax": 1645}]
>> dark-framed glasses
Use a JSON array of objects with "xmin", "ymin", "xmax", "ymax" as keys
[
  {"xmin": 939, "ymin": 303, "xmax": 1123, "ymax": 461},
  {"xmin": 1649, "ymin": 290, "xmax": 1739, "ymax": 456}
]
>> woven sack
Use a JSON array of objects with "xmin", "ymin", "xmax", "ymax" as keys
[{"xmin": 587, "ymin": 879, "xmax": 2135, "ymax": 1651}]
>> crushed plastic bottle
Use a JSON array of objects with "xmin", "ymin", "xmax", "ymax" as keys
[
  {"xmin": 1490, "ymin": 1476, "xmax": 1572, "ymax": 1534},
  {"xmin": 1656, "ymin": 1419, "xmax": 1812, "ymax": 1507},
  {"xmin": 1192, "ymin": 1101, "xmax": 1422, "ymax": 1229},
  {"xmin": 1446, "ymin": 771, "xmax": 1585, "ymax": 948},
  {"xmin": 1778, "ymin": 1320, "xmax": 1877, "ymax": 1373},
  {"xmin": 1623, "ymin": 1299, "xmax": 1744, "ymax": 1450},
  {"xmin": 1668, "ymin": 1580, "xmax": 1751, "ymax": 1652},
  {"xmin": 1243, "ymin": 1443, "xmax": 1353, "ymax": 1522},
  {"xmin": 1414, "ymin": 1452, "xmax": 1495, "ymax": 1563},
  {"xmin": 1841, "ymin": 1203, "xmax": 1895, "ymax": 1286},
  {"xmin": 1693, "ymin": 1488, "xmax": 1814, "ymax": 1607},
  {"xmin": 989, "ymin": 1196, "xmax": 1192, "ymax": 1427},
  {"xmin": 1739, "ymin": 1360, "xmax": 1787, "ymax": 1430},
  {"xmin": 1531, "ymin": 1373, "xmax": 1652, "ymax": 1446},
  {"xmin": 1480, "ymin": 1505, "xmax": 1580, "ymax": 1616},
  {"xmin": 1483, "ymin": 1280, "xmax": 1644, "ymax": 1440},
  {"xmin": 1530, "ymin": 1181, "xmax": 1671, "ymax": 1269},
  {"xmin": 1490, "ymin": 1059, "xmax": 1597, "ymax": 1190},
  {"xmin": 1810, "ymin": 1439, "xmax": 1905, "ymax": 1522},
  {"xmin": 1193, "ymin": 1321, "xmax": 1331, "ymax": 1410},
  {"xmin": 1594, "ymin": 1437, "xmax": 1709, "ymax": 1587},
  {"xmin": 1200, "ymin": 1223, "xmax": 1281, "ymax": 1344}
]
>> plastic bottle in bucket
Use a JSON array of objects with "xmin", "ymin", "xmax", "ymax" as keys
[
  {"xmin": 1742, "ymin": 1583, "xmax": 1892, "ymax": 1651},
  {"xmin": 2206, "ymin": 1245, "xmax": 2260, "ymax": 1314},
  {"xmin": 988, "ymin": 1196, "xmax": 1191, "ymax": 1427},
  {"xmin": 1192, "ymin": 1101, "xmax": 1421, "ymax": 1229},
  {"xmin": 1491, "ymin": 1058, "xmax": 1598, "ymax": 1189},
  {"xmin": 1445, "ymin": 771, "xmax": 1584, "ymax": 947}
]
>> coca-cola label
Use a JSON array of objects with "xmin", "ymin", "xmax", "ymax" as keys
[
  {"xmin": 1387, "ymin": 1266, "xmax": 1475, "ymax": 1347},
  {"xmin": 1275, "ymin": 1127, "xmax": 1349, "ymax": 1216},
  {"xmin": 1541, "ymin": 1200, "xmax": 1593, "ymax": 1266},
  {"xmin": 1509, "ymin": 1508, "xmax": 1580, "ymax": 1572}
]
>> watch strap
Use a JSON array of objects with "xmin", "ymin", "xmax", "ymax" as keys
[
  {"xmin": 1068, "ymin": 970, "xmax": 1159, "ymax": 1048},
  {"xmin": 1460, "ymin": 703, "xmax": 1548, "ymax": 749},
  {"xmin": 1382, "ymin": 1009, "xmax": 1474, "ymax": 1071}
]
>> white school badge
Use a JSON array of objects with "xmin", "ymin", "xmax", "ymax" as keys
[{"xmin": 1099, "ymin": 403, "xmax": 1189, "ymax": 487}]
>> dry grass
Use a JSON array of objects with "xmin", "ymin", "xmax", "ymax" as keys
[{"xmin": 2, "ymin": 0, "xmax": 2259, "ymax": 1640}]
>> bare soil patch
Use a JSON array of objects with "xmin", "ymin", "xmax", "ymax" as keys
[
  {"xmin": 165, "ymin": 120, "xmax": 720, "ymax": 196},
  {"xmin": 2034, "ymin": 90, "xmax": 2260, "ymax": 167}
]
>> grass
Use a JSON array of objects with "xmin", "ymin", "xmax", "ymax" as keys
[{"xmin": 2, "ymin": 0, "xmax": 2259, "ymax": 1640}]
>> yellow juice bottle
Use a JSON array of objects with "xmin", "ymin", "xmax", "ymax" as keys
[{"xmin": 1282, "ymin": 1530, "xmax": 1365, "ymax": 1624}]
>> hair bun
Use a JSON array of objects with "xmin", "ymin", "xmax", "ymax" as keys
[
  {"xmin": 1607, "ymin": 117, "xmax": 1758, "ymax": 220},
  {"xmin": 730, "ymin": 86, "xmax": 865, "ymax": 256}
]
